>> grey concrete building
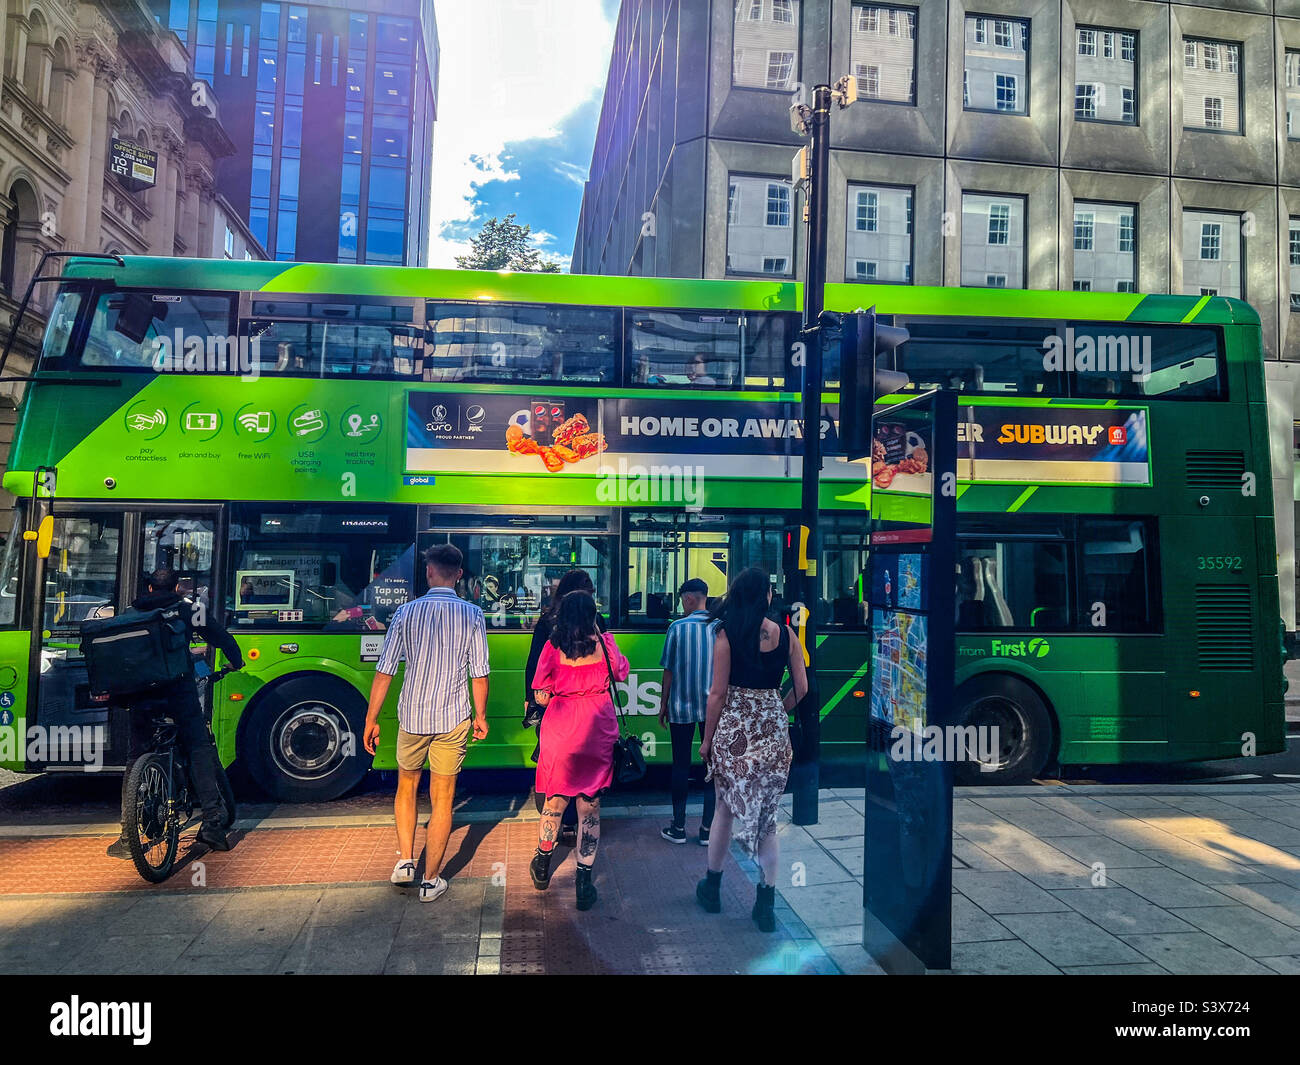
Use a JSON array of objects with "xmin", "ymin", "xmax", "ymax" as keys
[{"xmin": 570, "ymin": 0, "xmax": 1300, "ymax": 632}]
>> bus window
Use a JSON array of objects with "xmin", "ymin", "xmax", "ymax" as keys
[
  {"xmin": 0, "ymin": 511, "xmax": 24, "ymax": 628},
  {"xmin": 956, "ymin": 536, "xmax": 1072, "ymax": 632},
  {"xmin": 244, "ymin": 300, "xmax": 422, "ymax": 377},
  {"xmin": 226, "ymin": 506, "xmax": 416, "ymax": 630},
  {"xmin": 78, "ymin": 291, "xmax": 234, "ymax": 370},
  {"xmin": 42, "ymin": 516, "xmax": 121, "ymax": 633},
  {"xmin": 894, "ymin": 321, "xmax": 1065, "ymax": 396},
  {"xmin": 424, "ymin": 303, "xmax": 617, "ymax": 384},
  {"xmin": 1079, "ymin": 518, "xmax": 1159, "ymax": 632},
  {"xmin": 37, "ymin": 287, "xmax": 86, "ymax": 367},
  {"xmin": 626, "ymin": 310, "xmax": 791, "ymax": 389},
  {"xmin": 1070, "ymin": 324, "xmax": 1224, "ymax": 400},
  {"xmin": 423, "ymin": 527, "xmax": 615, "ymax": 628},
  {"xmin": 821, "ymin": 515, "xmax": 871, "ymax": 628},
  {"xmin": 624, "ymin": 510, "xmax": 785, "ymax": 627}
]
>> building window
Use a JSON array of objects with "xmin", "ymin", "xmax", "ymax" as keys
[
  {"xmin": 962, "ymin": 193, "xmax": 1025, "ymax": 288},
  {"xmin": 733, "ymin": 0, "xmax": 801, "ymax": 91},
  {"xmin": 766, "ymin": 182, "xmax": 791, "ymax": 226},
  {"xmin": 224, "ymin": 225, "xmax": 235, "ymax": 258},
  {"xmin": 1200, "ymin": 223, "xmax": 1221, "ymax": 260},
  {"xmin": 1073, "ymin": 280, "xmax": 1091, "ymax": 291},
  {"xmin": 727, "ymin": 174, "xmax": 795, "ymax": 276},
  {"xmin": 1119, "ymin": 213, "xmax": 1135, "ymax": 253},
  {"xmin": 846, "ymin": 183, "xmax": 912, "ymax": 283},
  {"xmin": 986, "ymin": 274, "xmax": 1007, "ymax": 287},
  {"xmin": 855, "ymin": 190, "xmax": 878, "ymax": 231},
  {"xmin": 1076, "ymin": 26, "xmax": 1137, "ymax": 125},
  {"xmin": 1073, "ymin": 211, "xmax": 1094, "ymax": 251},
  {"xmin": 1183, "ymin": 210, "xmax": 1242, "ymax": 299},
  {"xmin": 987, "ymin": 203, "xmax": 1009, "ymax": 244},
  {"xmin": 1286, "ymin": 52, "xmax": 1300, "ymax": 141},
  {"xmin": 1183, "ymin": 38, "xmax": 1242, "ymax": 134},
  {"xmin": 765, "ymin": 51, "xmax": 796, "ymax": 89},
  {"xmin": 851, "ymin": 5, "xmax": 917, "ymax": 104},
  {"xmin": 995, "ymin": 74, "xmax": 1018, "ymax": 111},
  {"xmin": 1074, "ymin": 201, "xmax": 1137, "ymax": 293},
  {"xmin": 965, "ymin": 15, "xmax": 1028, "ymax": 115},
  {"xmin": 1075, "ymin": 83, "xmax": 1096, "ymax": 119},
  {"xmin": 1117, "ymin": 280, "xmax": 1135, "ymax": 292},
  {"xmin": 1290, "ymin": 220, "xmax": 1300, "ymax": 267}
]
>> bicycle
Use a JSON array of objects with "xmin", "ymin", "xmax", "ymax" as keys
[{"xmin": 121, "ymin": 666, "xmax": 238, "ymax": 883}]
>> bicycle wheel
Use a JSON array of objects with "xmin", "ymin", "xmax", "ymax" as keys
[{"xmin": 124, "ymin": 753, "xmax": 180, "ymax": 883}]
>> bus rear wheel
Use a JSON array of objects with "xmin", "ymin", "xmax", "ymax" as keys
[
  {"xmin": 243, "ymin": 676, "xmax": 372, "ymax": 802},
  {"xmin": 953, "ymin": 675, "xmax": 1053, "ymax": 786}
]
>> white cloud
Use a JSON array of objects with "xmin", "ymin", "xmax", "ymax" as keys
[{"xmin": 427, "ymin": 0, "xmax": 615, "ymax": 268}]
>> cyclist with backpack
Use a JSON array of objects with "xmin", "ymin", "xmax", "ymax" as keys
[{"xmin": 100, "ymin": 567, "xmax": 245, "ymax": 857}]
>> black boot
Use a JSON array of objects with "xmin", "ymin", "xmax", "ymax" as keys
[
  {"xmin": 696, "ymin": 868, "xmax": 722, "ymax": 913},
  {"xmin": 529, "ymin": 847, "xmax": 554, "ymax": 890},
  {"xmin": 196, "ymin": 824, "xmax": 231, "ymax": 852},
  {"xmin": 575, "ymin": 863, "xmax": 597, "ymax": 911},
  {"xmin": 752, "ymin": 883, "xmax": 776, "ymax": 933}
]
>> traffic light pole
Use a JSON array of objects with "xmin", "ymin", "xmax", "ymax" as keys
[{"xmin": 791, "ymin": 83, "xmax": 833, "ymax": 826}]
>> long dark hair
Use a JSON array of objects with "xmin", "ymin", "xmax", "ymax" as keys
[
  {"xmin": 550, "ymin": 590, "xmax": 600, "ymax": 659},
  {"xmin": 544, "ymin": 569, "xmax": 595, "ymax": 621},
  {"xmin": 710, "ymin": 566, "xmax": 771, "ymax": 658}
]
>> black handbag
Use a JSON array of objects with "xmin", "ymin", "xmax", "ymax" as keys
[{"xmin": 598, "ymin": 634, "xmax": 646, "ymax": 786}]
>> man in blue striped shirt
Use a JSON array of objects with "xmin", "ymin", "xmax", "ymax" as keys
[
  {"xmin": 658, "ymin": 578, "xmax": 717, "ymax": 845},
  {"xmin": 364, "ymin": 543, "xmax": 489, "ymax": 903}
]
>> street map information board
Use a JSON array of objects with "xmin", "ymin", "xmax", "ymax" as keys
[{"xmin": 864, "ymin": 389, "xmax": 957, "ymax": 973}]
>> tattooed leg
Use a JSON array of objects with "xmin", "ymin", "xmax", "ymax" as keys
[
  {"xmin": 575, "ymin": 796, "xmax": 600, "ymax": 867},
  {"xmin": 538, "ymin": 795, "xmax": 570, "ymax": 852}
]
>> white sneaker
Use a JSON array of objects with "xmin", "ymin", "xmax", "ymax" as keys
[
  {"xmin": 390, "ymin": 859, "xmax": 416, "ymax": 885},
  {"xmin": 419, "ymin": 877, "xmax": 449, "ymax": 903}
]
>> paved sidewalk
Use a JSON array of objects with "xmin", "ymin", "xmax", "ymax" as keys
[
  {"xmin": 4, "ymin": 784, "xmax": 1300, "ymax": 974},
  {"xmin": 798, "ymin": 783, "xmax": 1300, "ymax": 975}
]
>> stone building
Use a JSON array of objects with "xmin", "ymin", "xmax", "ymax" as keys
[{"xmin": 0, "ymin": 0, "xmax": 265, "ymax": 532}]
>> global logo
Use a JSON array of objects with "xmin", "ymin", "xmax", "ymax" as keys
[
  {"xmin": 466, "ymin": 404, "xmax": 485, "ymax": 424},
  {"xmin": 1027, "ymin": 637, "xmax": 1051, "ymax": 658}
]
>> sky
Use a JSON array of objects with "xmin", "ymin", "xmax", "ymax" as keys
[{"xmin": 427, "ymin": 0, "xmax": 621, "ymax": 271}]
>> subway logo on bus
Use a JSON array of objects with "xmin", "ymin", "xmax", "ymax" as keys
[{"xmin": 991, "ymin": 638, "xmax": 1052, "ymax": 659}]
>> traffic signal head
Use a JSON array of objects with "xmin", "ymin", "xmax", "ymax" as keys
[{"xmin": 837, "ymin": 309, "xmax": 910, "ymax": 461}]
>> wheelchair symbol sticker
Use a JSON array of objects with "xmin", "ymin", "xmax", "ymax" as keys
[{"xmin": 0, "ymin": 692, "xmax": 14, "ymax": 709}]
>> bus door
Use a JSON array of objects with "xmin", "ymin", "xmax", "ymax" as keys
[{"xmin": 29, "ymin": 505, "xmax": 222, "ymax": 771}]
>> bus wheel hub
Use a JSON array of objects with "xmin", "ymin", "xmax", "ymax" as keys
[{"xmin": 273, "ymin": 703, "xmax": 346, "ymax": 778}]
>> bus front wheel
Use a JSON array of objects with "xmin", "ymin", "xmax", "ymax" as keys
[
  {"xmin": 952, "ymin": 675, "xmax": 1053, "ymax": 786},
  {"xmin": 242, "ymin": 676, "xmax": 372, "ymax": 802}
]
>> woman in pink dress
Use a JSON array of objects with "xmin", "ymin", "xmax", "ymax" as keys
[{"xmin": 528, "ymin": 590, "xmax": 629, "ymax": 910}]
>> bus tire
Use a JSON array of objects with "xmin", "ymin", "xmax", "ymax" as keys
[
  {"xmin": 952, "ymin": 674, "xmax": 1053, "ymax": 786},
  {"xmin": 242, "ymin": 675, "xmax": 372, "ymax": 803}
]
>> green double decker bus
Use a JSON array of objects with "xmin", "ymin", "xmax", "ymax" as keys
[{"xmin": 0, "ymin": 256, "xmax": 1282, "ymax": 799}]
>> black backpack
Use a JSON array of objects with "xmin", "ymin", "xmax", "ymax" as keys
[{"xmin": 80, "ymin": 602, "xmax": 194, "ymax": 699}]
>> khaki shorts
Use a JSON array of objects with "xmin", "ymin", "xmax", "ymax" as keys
[{"xmin": 396, "ymin": 718, "xmax": 472, "ymax": 774}]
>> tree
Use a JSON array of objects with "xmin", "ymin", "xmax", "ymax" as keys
[{"xmin": 454, "ymin": 213, "xmax": 561, "ymax": 272}]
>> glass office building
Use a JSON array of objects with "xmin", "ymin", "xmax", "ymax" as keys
[{"xmin": 154, "ymin": 0, "xmax": 437, "ymax": 265}]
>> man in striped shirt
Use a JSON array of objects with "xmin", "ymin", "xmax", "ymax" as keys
[
  {"xmin": 364, "ymin": 543, "xmax": 490, "ymax": 903},
  {"xmin": 658, "ymin": 578, "xmax": 717, "ymax": 845}
]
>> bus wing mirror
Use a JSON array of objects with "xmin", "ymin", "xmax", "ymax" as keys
[{"xmin": 35, "ymin": 515, "xmax": 54, "ymax": 559}]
